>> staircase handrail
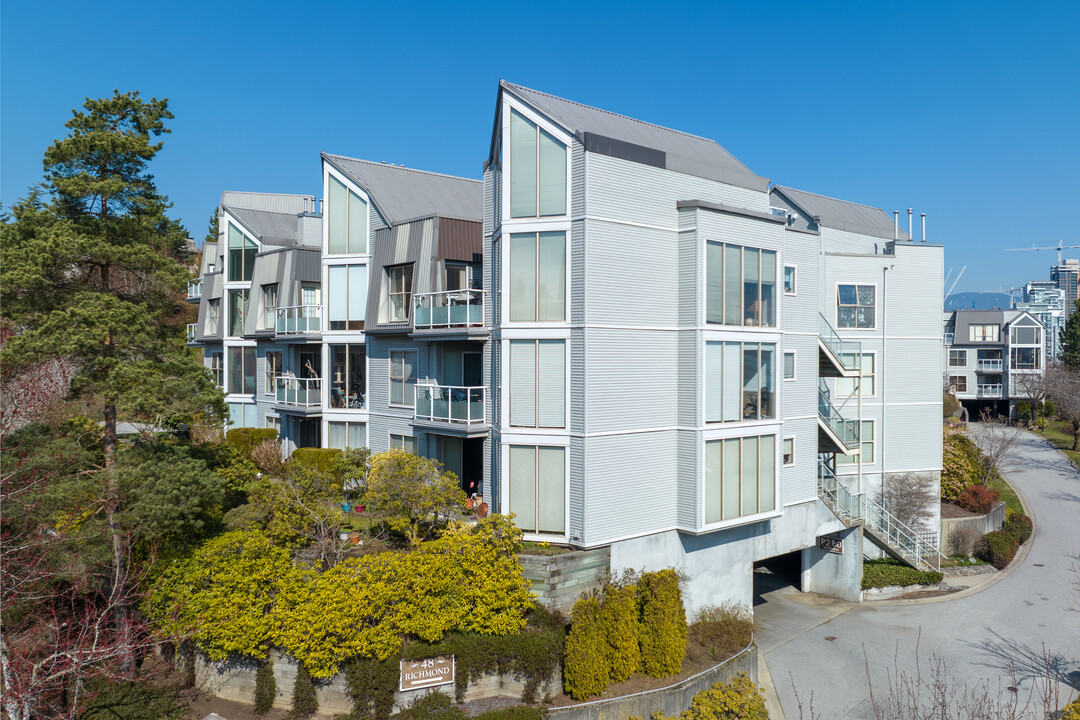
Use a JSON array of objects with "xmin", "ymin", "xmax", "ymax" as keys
[{"xmin": 818, "ymin": 313, "xmax": 862, "ymax": 371}]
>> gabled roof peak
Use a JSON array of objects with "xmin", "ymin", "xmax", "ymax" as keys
[{"xmin": 322, "ymin": 153, "xmax": 482, "ymax": 186}]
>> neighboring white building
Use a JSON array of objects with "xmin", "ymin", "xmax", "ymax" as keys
[{"xmin": 190, "ymin": 82, "xmax": 946, "ymax": 612}]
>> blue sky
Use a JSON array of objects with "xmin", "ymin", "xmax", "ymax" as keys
[{"xmin": 3, "ymin": 0, "xmax": 1077, "ymax": 295}]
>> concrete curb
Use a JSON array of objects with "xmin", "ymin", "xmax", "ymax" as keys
[{"xmin": 756, "ymin": 652, "xmax": 785, "ymax": 720}]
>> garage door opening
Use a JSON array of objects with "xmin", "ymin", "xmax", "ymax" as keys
[{"xmin": 753, "ymin": 550, "xmax": 802, "ymax": 606}]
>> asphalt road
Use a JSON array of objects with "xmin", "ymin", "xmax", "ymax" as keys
[{"xmin": 757, "ymin": 429, "xmax": 1080, "ymax": 719}]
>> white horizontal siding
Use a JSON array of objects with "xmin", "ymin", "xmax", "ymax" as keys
[
  {"xmin": 584, "ymin": 431, "xmax": 679, "ymax": 544},
  {"xmin": 585, "ymin": 328, "xmax": 679, "ymax": 433}
]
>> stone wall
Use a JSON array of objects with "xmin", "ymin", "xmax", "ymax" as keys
[
  {"xmin": 195, "ymin": 651, "xmax": 562, "ymax": 715},
  {"xmin": 940, "ymin": 500, "xmax": 1006, "ymax": 554},
  {"xmin": 518, "ymin": 547, "xmax": 610, "ymax": 614},
  {"xmin": 546, "ymin": 644, "xmax": 757, "ymax": 720}
]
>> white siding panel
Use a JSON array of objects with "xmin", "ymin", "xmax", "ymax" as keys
[
  {"xmin": 585, "ymin": 220, "xmax": 678, "ymax": 326},
  {"xmin": 584, "ymin": 431, "xmax": 678, "ymax": 544},
  {"xmin": 585, "ymin": 328, "xmax": 678, "ymax": 433}
]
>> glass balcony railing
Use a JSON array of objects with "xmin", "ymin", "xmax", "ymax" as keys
[
  {"xmin": 413, "ymin": 289, "xmax": 486, "ymax": 330},
  {"xmin": 187, "ymin": 279, "xmax": 202, "ymax": 299},
  {"xmin": 818, "ymin": 380, "xmax": 860, "ymax": 449},
  {"xmin": 186, "ymin": 323, "xmax": 198, "ymax": 342},
  {"xmin": 415, "ymin": 384, "xmax": 485, "ymax": 424},
  {"xmin": 977, "ymin": 384, "xmax": 1003, "ymax": 398},
  {"xmin": 275, "ymin": 305, "xmax": 321, "ymax": 335},
  {"xmin": 818, "ymin": 313, "xmax": 862, "ymax": 371},
  {"xmin": 944, "ymin": 332, "xmax": 954, "ymax": 345},
  {"xmin": 976, "ymin": 359, "xmax": 1003, "ymax": 372},
  {"xmin": 275, "ymin": 375, "xmax": 321, "ymax": 406}
]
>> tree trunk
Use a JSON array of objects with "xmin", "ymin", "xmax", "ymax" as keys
[{"xmin": 103, "ymin": 399, "xmax": 135, "ymax": 677}]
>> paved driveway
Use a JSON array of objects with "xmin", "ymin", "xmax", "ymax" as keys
[{"xmin": 758, "ymin": 429, "xmax": 1080, "ymax": 718}]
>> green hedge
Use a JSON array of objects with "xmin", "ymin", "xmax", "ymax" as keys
[
  {"xmin": 289, "ymin": 447, "xmax": 342, "ymax": 476},
  {"xmin": 602, "ymin": 583, "xmax": 640, "ymax": 683},
  {"xmin": 563, "ymin": 596, "xmax": 609, "ymax": 700},
  {"xmin": 1003, "ymin": 514, "xmax": 1033, "ymax": 544},
  {"xmin": 474, "ymin": 708, "xmax": 545, "ymax": 720},
  {"xmin": 979, "ymin": 531, "xmax": 1019, "ymax": 570},
  {"xmin": 637, "ymin": 570, "xmax": 688, "ymax": 678},
  {"xmin": 226, "ymin": 428, "xmax": 278, "ymax": 459},
  {"xmin": 861, "ymin": 558, "xmax": 943, "ymax": 590}
]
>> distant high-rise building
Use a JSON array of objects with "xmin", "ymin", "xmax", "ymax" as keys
[
  {"xmin": 1014, "ymin": 281, "xmax": 1067, "ymax": 359},
  {"xmin": 1051, "ymin": 258, "xmax": 1079, "ymax": 310}
]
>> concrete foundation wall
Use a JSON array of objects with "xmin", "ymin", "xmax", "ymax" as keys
[
  {"xmin": 518, "ymin": 547, "xmax": 610, "ymax": 614},
  {"xmin": 940, "ymin": 501, "xmax": 1007, "ymax": 554},
  {"xmin": 801, "ymin": 524, "xmax": 864, "ymax": 602}
]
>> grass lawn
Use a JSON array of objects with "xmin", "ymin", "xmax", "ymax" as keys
[
  {"xmin": 1042, "ymin": 420, "xmax": 1080, "ymax": 469},
  {"xmin": 988, "ymin": 474, "xmax": 1023, "ymax": 516}
]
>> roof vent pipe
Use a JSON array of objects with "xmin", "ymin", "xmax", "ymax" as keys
[
  {"xmin": 921, "ymin": 213, "xmax": 926, "ymax": 243},
  {"xmin": 908, "ymin": 208, "xmax": 913, "ymax": 241},
  {"xmin": 894, "ymin": 211, "xmax": 899, "ymax": 241}
]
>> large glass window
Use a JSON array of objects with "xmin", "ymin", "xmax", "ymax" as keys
[
  {"xmin": 705, "ymin": 242, "xmax": 776, "ymax": 327},
  {"xmin": 704, "ymin": 435, "xmax": 776, "ymax": 523},
  {"xmin": 837, "ymin": 285, "xmax": 875, "ymax": 329},
  {"xmin": 1010, "ymin": 326, "xmax": 1040, "ymax": 345},
  {"xmin": 228, "ymin": 289, "xmax": 248, "ymax": 337},
  {"xmin": 968, "ymin": 324, "xmax": 999, "ymax": 342},
  {"xmin": 227, "ymin": 223, "xmax": 257, "ymax": 282},
  {"xmin": 262, "ymin": 284, "xmax": 278, "ymax": 329},
  {"xmin": 1010, "ymin": 347, "xmax": 1040, "ymax": 370},
  {"xmin": 328, "ymin": 421, "xmax": 366, "ymax": 449},
  {"xmin": 838, "ymin": 421, "xmax": 874, "ymax": 465},
  {"xmin": 509, "ymin": 109, "xmax": 566, "ymax": 218},
  {"xmin": 228, "ymin": 347, "xmax": 256, "ymax": 395},
  {"xmin": 265, "ymin": 351, "xmax": 282, "ymax": 395},
  {"xmin": 948, "ymin": 349, "xmax": 967, "ymax": 367},
  {"xmin": 327, "ymin": 175, "xmax": 368, "ymax": 254},
  {"xmin": 387, "ymin": 265, "xmax": 413, "ymax": 322},
  {"xmin": 705, "ymin": 342, "xmax": 776, "ymax": 422},
  {"xmin": 949, "ymin": 375, "xmax": 967, "ymax": 393},
  {"xmin": 509, "ymin": 339, "xmax": 565, "ymax": 428},
  {"xmin": 329, "ymin": 345, "xmax": 366, "ymax": 409},
  {"xmin": 389, "ymin": 350, "xmax": 417, "ymax": 407},
  {"xmin": 207, "ymin": 298, "xmax": 220, "ymax": 335},
  {"xmin": 210, "ymin": 351, "xmax": 223, "ymax": 388},
  {"xmin": 328, "ymin": 265, "xmax": 365, "ymax": 330},
  {"xmin": 390, "ymin": 434, "xmax": 417, "ymax": 454},
  {"xmin": 509, "ymin": 232, "xmax": 565, "ymax": 322},
  {"xmin": 228, "ymin": 402, "xmax": 257, "ymax": 428},
  {"xmin": 509, "ymin": 445, "xmax": 565, "ymax": 534},
  {"xmin": 837, "ymin": 353, "xmax": 875, "ymax": 397}
]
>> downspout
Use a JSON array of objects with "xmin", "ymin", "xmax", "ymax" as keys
[{"xmin": 881, "ymin": 263, "xmax": 891, "ymax": 503}]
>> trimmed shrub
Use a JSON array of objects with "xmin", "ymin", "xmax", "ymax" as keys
[
  {"xmin": 344, "ymin": 656, "xmax": 399, "ymax": 720},
  {"xmin": 979, "ymin": 530, "xmax": 1019, "ymax": 570},
  {"xmin": 955, "ymin": 485, "xmax": 1000, "ymax": 514},
  {"xmin": 861, "ymin": 558, "xmax": 943, "ymax": 590},
  {"xmin": 289, "ymin": 447, "xmax": 342, "ymax": 477},
  {"xmin": 637, "ymin": 570, "xmax": 688, "ymax": 678},
  {"xmin": 253, "ymin": 657, "xmax": 276, "ymax": 715},
  {"xmin": 602, "ymin": 583, "xmax": 640, "ymax": 683},
  {"xmin": 396, "ymin": 691, "xmax": 465, "ymax": 720},
  {"xmin": 287, "ymin": 662, "xmax": 318, "ymax": 719},
  {"xmin": 942, "ymin": 432, "xmax": 980, "ymax": 500},
  {"xmin": 681, "ymin": 672, "xmax": 768, "ymax": 720},
  {"xmin": 1003, "ymin": 514, "xmax": 1033, "ymax": 544},
  {"xmin": 475, "ymin": 708, "xmax": 545, "ymax": 720},
  {"xmin": 563, "ymin": 596, "xmax": 609, "ymax": 700},
  {"xmin": 227, "ymin": 428, "xmax": 279, "ymax": 459},
  {"xmin": 1016, "ymin": 401, "xmax": 1032, "ymax": 422}
]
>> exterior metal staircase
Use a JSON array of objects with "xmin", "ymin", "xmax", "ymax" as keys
[{"xmin": 817, "ymin": 458, "xmax": 946, "ymax": 572}]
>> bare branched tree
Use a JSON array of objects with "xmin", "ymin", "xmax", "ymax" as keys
[
  {"xmin": 971, "ymin": 409, "xmax": 1024, "ymax": 486},
  {"xmin": 883, "ymin": 472, "xmax": 938, "ymax": 532},
  {"xmin": 1044, "ymin": 364, "xmax": 1080, "ymax": 451}
]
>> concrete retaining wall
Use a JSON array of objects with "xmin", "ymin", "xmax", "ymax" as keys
[
  {"xmin": 940, "ymin": 501, "xmax": 1006, "ymax": 554},
  {"xmin": 547, "ymin": 644, "xmax": 757, "ymax": 720},
  {"xmin": 518, "ymin": 547, "xmax": 610, "ymax": 614},
  {"xmin": 195, "ymin": 650, "xmax": 561, "ymax": 715}
]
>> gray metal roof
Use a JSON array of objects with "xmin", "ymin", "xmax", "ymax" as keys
[
  {"xmin": 223, "ymin": 206, "xmax": 305, "ymax": 247},
  {"xmin": 500, "ymin": 81, "xmax": 768, "ymax": 192},
  {"xmin": 322, "ymin": 154, "xmax": 482, "ymax": 226},
  {"xmin": 771, "ymin": 186, "xmax": 907, "ymax": 241}
]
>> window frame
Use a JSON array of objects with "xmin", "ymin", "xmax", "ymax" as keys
[
  {"xmin": 227, "ymin": 222, "xmax": 258, "ymax": 283},
  {"xmin": 968, "ymin": 324, "xmax": 1000, "ymax": 342},
  {"xmin": 705, "ymin": 241, "xmax": 778, "ymax": 328},
  {"xmin": 1010, "ymin": 346, "xmax": 1040, "ymax": 370},
  {"xmin": 782, "ymin": 437, "xmax": 795, "ymax": 466},
  {"xmin": 508, "ymin": 231, "xmax": 567, "ymax": 323},
  {"xmin": 838, "ymin": 420, "xmax": 874, "ymax": 465},
  {"xmin": 209, "ymin": 351, "xmax": 224, "ymax": 388},
  {"xmin": 326, "ymin": 173, "xmax": 369, "ymax": 255},
  {"xmin": 508, "ymin": 107, "xmax": 568, "ymax": 219},
  {"xmin": 949, "ymin": 375, "xmax": 967, "ymax": 393},
  {"xmin": 388, "ymin": 349, "xmax": 418, "ymax": 408},
  {"xmin": 836, "ymin": 283, "xmax": 876, "ymax": 330},
  {"xmin": 387, "ymin": 264, "xmax": 414, "ymax": 323},
  {"xmin": 265, "ymin": 350, "xmax": 282, "ymax": 396},
  {"xmin": 703, "ymin": 433, "xmax": 778, "ymax": 525},
  {"xmin": 327, "ymin": 421, "xmax": 367, "ymax": 450},
  {"xmin": 389, "ymin": 433, "xmax": 417, "ymax": 454},
  {"xmin": 948, "ymin": 349, "xmax": 967, "ymax": 367},
  {"xmin": 783, "ymin": 351, "xmax": 796, "ymax": 381},
  {"xmin": 507, "ymin": 444, "xmax": 566, "ymax": 536},
  {"xmin": 328, "ymin": 344, "xmax": 367, "ymax": 409},
  {"xmin": 207, "ymin": 298, "xmax": 220, "ymax": 335},
  {"xmin": 262, "ymin": 284, "xmax": 278, "ymax": 330},
  {"xmin": 784, "ymin": 265, "xmax": 796, "ymax": 295},
  {"xmin": 508, "ymin": 338, "xmax": 566, "ymax": 429},
  {"xmin": 704, "ymin": 341, "xmax": 777, "ymax": 423}
]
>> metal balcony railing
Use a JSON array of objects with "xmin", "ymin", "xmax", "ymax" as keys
[
  {"xmin": 186, "ymin": 323, "xmax": 198, "ymax": 342},
  {"xmin": 818, "ymin": 313, "xmax": 862, "ymax": 371},
  {"xmin": 413, "ymin": 289, "xmax": 486, "ymax": 330},
  {"xmin": 415, "ymin": 384, "xmax": 485, "ymax": 424},
  {"xmin": 275, "ymin": 375, "xmax": 321, "ymax": 406},
  {"xmin": 977, "ymin": 384, "xmax": 1003, "ymax": 398},
  {"xmin": 275, "ymin": 305, "xmax": 321, "ymax": 334},
  {"xmin": 818, "ymin": 380, "xmax": 860, "ymax": 449},
  {"xmin": 944, "ymin": 332, "xmax": 954, "ymax": 345},
  {"xmin": 187, "ymin": 279, "xmax": 202, "ymax": 298},
  {"xmin": 976, "ymin": 359, "xmax": 1003, "ymax": 372}
]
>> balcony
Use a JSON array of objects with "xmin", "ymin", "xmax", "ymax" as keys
[
  {"xmin": 977, "ymin": 384, "xmax": 1003, "ymax": 398},
  {"xmin": 187, "ymin": 279, "xmax": 202, "ymax": 301},
  {"xmin": 274, "ymin": 375, "xmax": 321, "ymax": 407},
  {"xmin": 818, "ymin": 313, "xmax": 862, "ymax": 378},
  {"xmin": 976, "ymin": 359, "xmax": 1003, "ymax": 372},
  {"xmin": 275, "ymin": 305, "xmax": 321, "ymax": 336},
  {"xmin": 414, "ymin": 385, "xmax": 487, "ymax": 435},
  {"xmin": 944, "ymin": 332, "xmax": 954, "ymax": 345},
  {"xmin": 186, "ymin": 323, "xmax": 198, "ymax": 342},
  {"xmin": 412, "ymin": 290, "xmax": 487, "ymax": 338},
  {"xmin": 818, "ymin": 380, "xmax": 860, "ymax": 455}
]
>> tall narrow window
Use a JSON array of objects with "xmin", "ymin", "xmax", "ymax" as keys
[
  {"xmin": 706, "ymin": 241, "xmax": 776, "ymax": 328},
  {"xmin": 262, "ymin": 284, "xmax": 278, "ymax": 329},
  {"xmin": 837, "ymin": 285, "xmax": 875, "ymax": 329},
  {"xmin": 210, "ymin": 352, "xmax": 223, "ymax": 388},
  {"xmin": 387, "ymin": 265, "xmax": 413, "ymax": 322},
  {"xmin": 783, "ymin": 352, "xmax": 795, "ymax": 380},
  {"xmin": 705, "ymin": 435, "xmax": 776, "ymax": 523},
  {"xmin": 784, "ymin": 266, "xmax": 796, "ymax": 295},
  {"xmin": 329, "ymin": 345, "xmax": 366, "ymax": 409},
  {"xmin": 228, "ymin": 289, "xmax": 248, "ymax": 337},
  {"xmin": 509, "ymin": 445, "xmax": 565, "ymax": 534},
  {"xmin": 705, "ymin": 342, "xmax": 777, "ymax": 422},
  {"xmin": 509, "ymin": 109, "xmax": 566, "ymax": 218},
  {"xmin": 328, "ymin": 265, "xmax": 365, "ymax": 330},
  {"xmin": 227, "ymin": 223, "xmax": 257, "ymax": 282},
  {"xmin": 228, "ymin": 347, "xmax": 256, "ymax": 395},
  {"xmin": 509, "ymin": 232, "xmax": 565, "ymax": 322},
  {"xmin": 327, "ymin": 175, "xmax": 368, "ymax": 254},
  {"xmin": 207, "ymin": 298, "xmax": 220, "ymax": 335},
  {"xmin": 265, "ymin": 351, "xmax": 282, "ymax": 395},
  {"xmin": 389, "ymin": 350, "xmax": 417, "ymax": 407},
  {"xmin": 509, "ymin": 339, "xmax": 565, "ymax": 428}
]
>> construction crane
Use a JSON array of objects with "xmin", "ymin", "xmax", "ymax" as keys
[{"xmin": 1004, "ymin": 239, "xmax": 1080, "ymax": 265}]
